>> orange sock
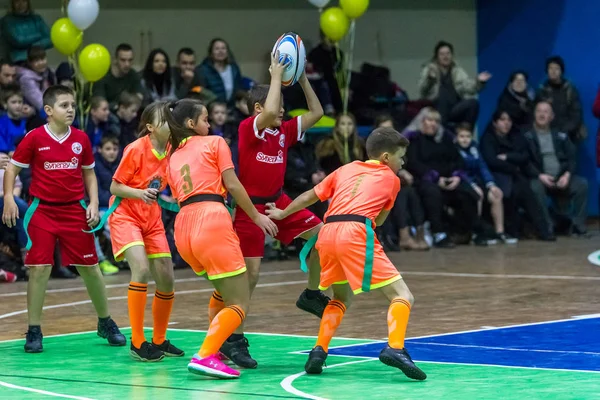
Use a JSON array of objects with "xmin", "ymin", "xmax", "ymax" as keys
[
  {"xmin": 128, "ymin": 282, "xmax": 148, "ymax": 348},
  {"xmin": 198, "ymin": 305, "xmax": 245, "ymax": 358},
  {"xmin": 152, "ymin": 290, "xmax": 174, "ymax": 345},
  {"xmin": 387, "ymin": 298, "xmax": 411, "ymax": 349},
  {"xmin": 315, "ymin": 300, "xmax": 346, "ymax": 352},
  {"xmin": 208, "ymin": 291, "xmax": 225, "ymax": 323}
]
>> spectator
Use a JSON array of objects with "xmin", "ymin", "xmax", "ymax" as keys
[
  {"xmin": 94, "ymin": 43, "xmax": 143, "ymax": 107},
  {"xmin": 197, "ymin": 38, "xmax": 243, "ymax": 107},
  {"xmin": 0, "ymin": 61, "xmax": 17, "ymax": 89},
  {"xmin": 86, "ymin": 96, "xmax": 118, "ymax": 150},
  {"xmin": 17, "ymin": 46, "xmax": 54, "ymax": 112},
  {"xmin": 0, "ymin": 0, "xmax": 52, "ymax": 64},
  {"xmin": 0, "ymin": 86, "xmax": 26, "ymax": 154},
  {"xmin": 55, "ymin": 62, "xmax": 74, "ymax": 89},
  {"xmin": 307, "ymin": 30, "xmax": 344, "ymax": 113},
  {"xmin": 536, "ymin": 56, "xmax": 585, "ymax": 143},
  {"xmin": 525, "ymin": 101, "xmax": 588, "ymax": 236},
  {"xmin": 111, "ymin": 91, "xmax": 141, "ymax": 148},
  {"xmin": 497, "ymin": 70, "xmax": 534, "ymax": 132},
  {"xmin": 418, "ymin": 41, "xmax": 491, "ymax": 127},
  {"xmin": 173, "ymin": 47, "xmax": 211, "ymax": 99},
  {"xmin": 405, "ymin": 107, "xmax": 489, "ymax": 247},
  {"xmin": 141, "ymin": 49, "xmax": 177, "ymax": 105},
  {"xmin": 480, "ymin": 110, "xmax": 553, "ymax": 240},
  {"xmin": 230, "ymin": 90, "xmax": 250, "ymax": 126},
  {"xmin": 208, "ymin": 101, "xmax": 238, "ymax": 170},
  {"xmin": 0, "ymin": 153, "xmax": 28, "ymax": 259},
  {"xmin": 315, "ymin": 113, "xmax": 365, "ymax": 175},
  {"xmin": 455, "ymin": 123, "xmax": 515, "ymax": 244}
]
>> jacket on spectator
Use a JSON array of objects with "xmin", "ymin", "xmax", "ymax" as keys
[
  {"xmin": 419, "ymin": 62, "xmax": 481, "ymax": 101},
  {"xmin": 0, "ymin": 13, "xmax": 52, "ymax": 63},
  {"xmin": 17, "ymin": 66, "xmax": 55, "ymax": 112},
  {"xmin": 285, "ymin": 141, "xmax": 319, "ymax": 196},
  {"xmin": 457, "ymin": 143, "xmax": 495, "ymax": 188},
  {"xmin": 85, "ymin": 117, "xmax": 120, "ymax": 148},
  {"xmin": 141, "ymin": 76, "xmax": 178, "ymax": 105},
  {"xmin": 406, "ymin": 130, "xmax": 466, "ymax": 183},
  {"xmin": 535, "ymin": 80, "xmax": 585, "ymax": 142},
  {"xmin": 0, "ymin": 114, "xmax": 26, "ymax": 153},
  {"xmin": 196, "ymin": 58, "xmax": 242, "ymax": 106},
  {"xmin": 94, "ymin": 152, "xmax": 120, "ymax": 208},
  {"xmin": 523, "ymin": 129, "xmax": 576, "ymax": 179},
  {"xmin": 497, "ymin": 86, "xmax": 534, "ymax": 132}
]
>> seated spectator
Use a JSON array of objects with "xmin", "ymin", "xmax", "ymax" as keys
[
  {"xmin": 94, "ymin": 43, "xmax": 143, "ymax": 108},
  {"xmin": 208, "ymin": 102, "xmax": 238, "ymax": 170},
  {"xmin": 418, "ymin": 41, "xmax": 491, "ymax": 127},
  {"xmin": 536, "ymin": 56, "xmax": 585, "ymax": 143},
  {"xmin": 173, "ymin": 47, "xmax": 213, "ymax": 100},
  {"xmin": 455, "ymin": 123, "xmax": 516, "ymax": 244},
  {"xmin": 405, "ymin": 107, "xmax": 489, "ymax": 247},
  {"xmin": 524, "ymin": 101, "xmax": 588, "ymax": 236},
  {"xmin": 141, "ymin": 49, "xmax": 177, "ymax": 105},
  {"xmin": 0, "ymin": 0, "xmax": 52, "ymax": 64},
  {"xmin": 111, "ymin": 91, "xmax": 141, "ymax": 148},
  {"xmin": 308, "ymin": 31, "xmax": 343, "ymax": 113},
  {"xmin": 315, "ymin": 113, "xmax": 365, "ymax": 175},
  {"xmin": 497, "ymin": 70, "xmax": 534, "ymax": 132},
  {"xmin": 196, "ymin": 38, "xmax": 243, "ymax": 107},
  {"xmin": 17, "ymin": 46, "xmax": 54, "ymax": 112},
  {"xmin": 230, "ymin": 90, "xmax": 250, "ymax": 125},
  {"xmin": 0, "ymin": 60, "xmax": 17, "ymax": 96},
  {"xmin": 375, "ymin": 114, "xmax": 428, "ymax": 251},
  {"xmin": 86, "ymin": 96, "xmax": 118, "ymax": 150},
  {"xmin": 55, "ymin": 62, "xmax": 74, "ymax": 89},
  {"xmin": 0, "ymin": 87, "xmax": 27, "ymax": 153}
]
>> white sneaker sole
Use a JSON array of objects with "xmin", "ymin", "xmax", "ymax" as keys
[{"xmin": 187, "ymin": 362, "xmax": 240, "ymax": 379}]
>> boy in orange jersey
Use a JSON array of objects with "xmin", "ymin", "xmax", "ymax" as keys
[
  {"xmin": 267, "ymin": 127, "xmax": 427, "ymax": 380},
  {"xmin": 165, "ymin": 98, "xmax": 278, "ymax": 379}
]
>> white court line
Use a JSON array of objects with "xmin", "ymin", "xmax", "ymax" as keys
[
  {"xmin": 0, "ymin": 380, "xmax": 95, "ymax": 400},
  {"xmin": 407, "ymin": 342, "xmax": 600, "ymax": 356},
  {"xmin": 0, "ymin": 280, "xmax": 307, "ymax": 320}
]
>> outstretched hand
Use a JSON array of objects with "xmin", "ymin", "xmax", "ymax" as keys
[{"xmin": 265, "ymin": 202, "xmax": 286, "ymax": 221}]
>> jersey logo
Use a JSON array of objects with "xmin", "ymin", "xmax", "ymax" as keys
[
  {"xmin": 148, "ymin": 176, "xmax": 163, "ymax": 190},
  {"xmin": 38, "ymin": 147, "xmax": 50, "ymax": 151},
  {"xmin": 44, "ymin": 157, "xmax": 79, "ymax": 170},
  {"xmin": 72, "ymin": 142, "xmax": 82, "ymax": 155},
  {"xmin": 279, "ymin": 134, "xmax": 285, "ymax": 148},
  {"xmin": 256, "ymin": 150, "xmax": 284, "ymax": 164}
]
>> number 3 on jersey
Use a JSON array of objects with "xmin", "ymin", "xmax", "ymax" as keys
[{"xmin": 181, "ymin": 164, "xmax": 193, "ymax": 194}]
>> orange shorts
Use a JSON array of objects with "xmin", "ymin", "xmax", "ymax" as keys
[
  {"xmin": 315, "ymin": 222, "xmax": 401, "ymax": 294},
  {"xmin": 108, "ymin": 207, "xmax": 170, "ymax": 262},
  {"xmin": 174, "ymin": 202, "xmax": 246, "ymax": 280}
]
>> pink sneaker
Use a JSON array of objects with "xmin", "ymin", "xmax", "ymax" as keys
[
  {"xmin": 0, "ymin": 269, "xmax": 16, "ymax": 283},
  {"xmin": 187, "ymin": 354, "xmax": 240, "ymax": 379},
  {"xmin": 216, "ymin": 352, "xmax": 229, "ymax": 362}
]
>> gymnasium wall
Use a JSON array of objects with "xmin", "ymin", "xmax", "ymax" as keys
[
  {"xmin": 477, "ymin": 0, "xmax": 599, "ymax": 216},
  {"xmin": 31, "ymin": 0, "xmax": 476, "ymax": 99}
]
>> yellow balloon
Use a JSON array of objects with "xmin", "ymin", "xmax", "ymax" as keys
[
  {"xmin": 320, "ymin": 7, "xmax": 350, "ymax": 42},
  {"xmin": 340, "ymin": 0, "xmax": 369, "ymax": 19},
  {"xmin": 50, "ymin": 18, "xmax": 83, "ymax": 56},
  {"xmin": 79, "ymin": 44, "xmax": 111, "ymax": 82}
]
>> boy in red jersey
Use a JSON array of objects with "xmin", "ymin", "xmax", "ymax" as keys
[
  {"xmin": 2, "ymin": 85, "xmax": 126, "ymax": 353},
  {"xmin": 267, "ymin": 127, "xmax": 427, "ymax": 380},
  {"xmin": 219, "ymin": 52, "xmax": 327, "ymax": 368}
]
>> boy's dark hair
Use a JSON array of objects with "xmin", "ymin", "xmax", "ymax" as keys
[
  {"xmin": 115, "ymin": 43, "xmax": 133, "ymax": 55},
  {"xmin": 535, "ymin": 99, "xmax": 554, "ymax": 112},
  {"xmin": 177, "ymin": 47, "xmax": 194, "ymax": 58},
  {"xmin": 208, "ymin": 101, "xmax": 227, "ymax": 114},
  {"xmin": 374, "ymin": 113, "xmax": 394, "ymax": 128},
  {"xmin": 27, "ymin": 46, "xmax": 46, "ymax": 63},
  {"xmin": 247, "ymin": 84, "xmax": 270, "ymax": 115},
  {"xmin": 546, "ymin": 55, "xmax": 565, "ymax": 74},
  {"xmin": 100, "ymin": 135, "xmax": 119, "ymax": 148},
  {"xmin": 117, "ymin": 91, "xmax": 142, "ymax": 108},
  {"xmin": 434, "ymin": 41, "xmax": 454, "ymax": 58},
  {"xmin": 43, "ymin": 85, "xmax": 75, "ymax": 108},
  {"xmin": 455, "ymin": 122, "xmax": 473, "ymax": 134},
  {"xmin": 0, "ymin": 59, "xmax": 13, "ymax": 69},
  {"xmin": 365, "ymin": 127, "xmax": 409, "ymax": 159},
  {"xmin": 235, "ymin": 90, "xmax": 249, "ymax": 103},
  {"xmin": 2, "ymin": 84, "xmax": 22, "ymax": 104},
  {"xmin": 90, "ymin": 96, "xmax": 107, "ymax": 110}
]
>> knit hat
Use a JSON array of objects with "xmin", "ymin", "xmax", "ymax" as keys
[{"xmin": 55, "ymin": 62, "xmax": 74, "ymax": 82}]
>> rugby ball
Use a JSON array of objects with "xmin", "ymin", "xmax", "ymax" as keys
[{"xmin": 272, "ymin": 32, "xmax": 306, "ymax": 87}]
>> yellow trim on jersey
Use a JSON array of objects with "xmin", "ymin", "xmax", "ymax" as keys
[
  {"xmin": 353, "ymin": 275, "xmax": 401, "ymax": 295},
  {"xmin": 151, "ymin": 148, "xmax": 167, "ymax": 160},
  {"xmin": 366, "ymin": 160, "xmax": 382, "ymax": 165},
  {"xmin": 208, "ymin": 266, "xmax": 248, "ymax": 281}
]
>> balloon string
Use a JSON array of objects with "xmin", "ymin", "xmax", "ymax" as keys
[{"xmin": 342, "ymin": 19, "xmax": 356, "ymax": 115}]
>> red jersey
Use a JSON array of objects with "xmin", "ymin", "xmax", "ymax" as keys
[
  {"xmin": 237, "ymin": 115, "xmax": 303, "ymax": 197},
  {"xmin": 11, "ymin": 124, "xmax": 95, "ymax": 203}
]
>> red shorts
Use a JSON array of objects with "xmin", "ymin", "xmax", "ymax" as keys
[
  {"xmin": 234, "ymin": 193, "xmax": 322, "ymax": 258},
  {"xmin": 25, "ymin": 203, "xmax": 98, "ymax": 267}
]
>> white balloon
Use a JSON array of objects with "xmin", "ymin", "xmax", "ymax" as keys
[
  {"xmin": 67, "ymin": 0, "xmax": 99, "ymax": 31},
  {"xmin": 308, "ymin": 0, "xmax": 330, "ymax": 8}
]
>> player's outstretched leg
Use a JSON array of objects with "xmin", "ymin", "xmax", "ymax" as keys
[
  {"xmin": 188, "ymin": 273, "xmax": 250, "ymax": 379},
  {"xmin": 219, "ymin": 257, "xmax": 260, "ymax": 369},
  {"xmin": 296, "ymin": 226, "xmax": 331, "ymax": 318},
  {"xmin": 25, "ymin": 265, "xmax": 52, "ymax": 353},
  {"xmin": 305, "ymin": 283, "xmax": 352, "ymax": 374},
  {"xmin": 77, "ymin": 264, "xmax": 126, "ymax": 347},
  {"xmin": 149, "ymin": 258, "xmax": 184, "ymax": 357},
  {"xmin": 378, "ymin": 279, "xmax": 427, "ymax": 381}
]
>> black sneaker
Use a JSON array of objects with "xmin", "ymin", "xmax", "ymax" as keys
[
  {"xmin": 97, "ymin": 317, "xmax": 126, "ymax": 346},
  {"xmin": 130, "ymin": 341, "xmax": 165, "ymax": 362},
  {"xmin": 305, "ymin": 346, "xmax": 328, "ymax": 374},
  {"xmin": 497, "ymin": 233, "xmax": 518, "ymax": 244},
  {"xmin": 220, "ymin": 337, "xmax": 257, "ymax": 369},
  {"xmin": 24, "ymin": 326, "xmax": 43, "ymax": 353},
  {"xmin": 296, "ymin": 289, "xmax": 331, "ymax": 318},
  {"xmin": 152, "ymin": 339, "xmax": 185, "ymax": 357},
  {"xmin": 379, "ymin": 345, "xmax": 427, "ymax": 381},
  {"xmin": 473, "ymin": 234, "xmax": 495, "ymax": 246},
  {"xmin": 434, "ymin": 235, "xmax": 455, "ymax": 248}
]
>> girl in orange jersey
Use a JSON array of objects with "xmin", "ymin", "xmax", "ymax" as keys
[
  {"xmin": 108, "ymin": 102, "xmax": 183, "ymax": 362},
  {"xmin": 165, "ymin": 99, "xmax": 277, "ymax": 379}
]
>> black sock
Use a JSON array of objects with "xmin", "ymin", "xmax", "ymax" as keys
[
  {"xmin": 228, "ymin": 333, "xmax": 244, "ymax": 342},
  {"xmin": 98, "ymin": 316, "xmax": 110, "ymax": 323},
  {"xmin": 28, "ymin": 325, "xmax": 41, "ymax": 330},
  {"xmin": 305, "ymin": 289, "xmax": 320, "ymax": 299}
]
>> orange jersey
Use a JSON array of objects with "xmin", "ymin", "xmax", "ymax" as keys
[
  {"xmin": 167, "ymin": 135, "xmax": 234, "ymax": 204},
  {"xmin": 111, "ymin": 135, "xmax": 169, "ymax": 220},
  {"xmin": 314, "ymin": 160, "xmax": 400, "ymax": 224}
]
